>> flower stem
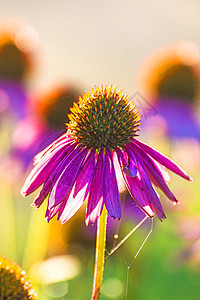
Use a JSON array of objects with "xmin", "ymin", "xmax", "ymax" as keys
[{"xmin": 91, "ymin": 205, "xmax": 107, "ymax": 300}]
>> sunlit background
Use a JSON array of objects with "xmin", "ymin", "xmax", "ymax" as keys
[{"xmin": 0, "ymin": 1, "xmax": 200, "ymax": 299}]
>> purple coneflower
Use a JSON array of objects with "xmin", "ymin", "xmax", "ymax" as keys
[{"xmin": 21, "ymin": 85, "xmax": 192, "ymax": 225}]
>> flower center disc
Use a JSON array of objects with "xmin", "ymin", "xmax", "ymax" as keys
[{"xmin": 67, "ymin": 85, "xmax": 140, "ymax": 149}]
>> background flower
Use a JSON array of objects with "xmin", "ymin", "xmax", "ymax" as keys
[{"xmin": 0, "ymin": 255, "xmax": 37, "ymax": 299}]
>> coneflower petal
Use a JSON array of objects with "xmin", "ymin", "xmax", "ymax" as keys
[
  {"xmin": 33, "ymin": 134, "xmax": 71, "ymax": 165},
  {"xmin": 116, "ymin": 147, "xmax": 137, "ymax": 178},
  {"xmin": 31, "ymin": 190, "xmax": 47, "ymax": 208},
  {"xmin": 103, "ymin": 148, "xmax": 121, "ymax": 219},
  {"xmin": 58, "ymin": 148, "xmax": 96, "ymax": 223},
  {"xmin": 21, "ymin": 141, "xmax": 75, "ymax": 196},
  {"xmin": 133, "ymin": 151, "xmax": 166, "ymax": 220},
  {"xmin": 45, "ymin": 201, "xmax": 63, "ymax": 222},
  {"xmin": 86, "ymin": 148, "xmax": 104, "ymax": 225},
  {"xmin": 117, "ymin": 148, "xmax": 154, "ymax": 218},
  {"xmin": 48, "ymin": 146, "xmax": 89, "ymax": 209},
  {"xmin": 112, "ymin": 152, "xmax": 126, "ymax": 193},
  {"xmin": 133, "ymin": 139, "xmax": 192, "ymax": 181},
  {"xmin": 132, "ymin": 143, "xmax": 178, "ymax": 203},
  {"xmin": 31, "ymin": 144, "xmax": 77, "ymax": 208}
]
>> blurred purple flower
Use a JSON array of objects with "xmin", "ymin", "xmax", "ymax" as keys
[
  {"xmin": 10, "ymin": 84, "xmax": 79, "ymax": 168},
  {"xmin": 10, "ymin": 116, "xmax": 49, "ymax": 168},
  {"xmin": 21, "ymin": 85, "xmax": 192, "ymax": 225},
  {"xmin": 0, "ymin": 80, "xmax": 28, "ymax": 122},
  {"xmin": 156, "ymin": 98, "xmax": 200, "ymax": 140}
]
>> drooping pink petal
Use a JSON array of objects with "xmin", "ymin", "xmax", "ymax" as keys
[
  {"xmin": 86, "ymin": 148, "xmax": 104, "ymax": 225},
  {"xmin": 33, "ymin": 134, "xmax": 65, "ymax": 164},
  {"xmin": 31, "ymin": 144, "xmax": 77, "ymax": 208},
  {"xmin": 116, "ymin": 147, "xmax": 137, "ymax": 177},
  {"xmin": 58, "ymin": 148, "xmax": 96, "ymax": 223},
  {"xmin": 133, "ymin": 139, "xmax": 192, "ymax": 181},
  {"xmin": 133, "ymin": 150, "xmax": 166, "ymax": 220},
  {"xmin": 21, "ymin": 141, "xmax": 76, "ymax": 196},
  {"xmin": 32, "ymin": 144, "xmax": 81, "ymax": 210},
  {"xmin": 116, "ymin": 147, "xmax": 154, "ymax": 218},
  {"xmin": 44, "ymin": 146, "xmax": 82, "ymax": 211},
  {"xmin": 48, "ymin": 146, "xmax": 89, "ymax": 209},
  {"xmin": 86, "ymin": 198, "xmax": 104, "ymax": 225},
  {"xmin": 46, "ymin": 144, "xmax": 80, "ymax": 189},
  {"xmin": 103, "ymin": 148, "xmax": 121, "ymax": 219},
  {"xmin": 153, "ymin": 160, "xmax": 170, "ymax": 182},
  {"xmin": 45, "ymin": 201, "xmax": 63, "ymax": 222},
  {"xmin": 123, "ymin": 145, "xmax": 138, "ymax": 177},
  {"xmin": 132, "ymin": 143, "xmax": 178, "ymax": 203},
  {"xmin": 112, "ymin": 152, "xmax": 126, "ymax": 193},
  {"xmin": 31, "ymin": 190, "xmax": 47, "ymax": 208},
  {"xmin": 33, "ymin": 134, "xmax": 72, "ymax": 165}
]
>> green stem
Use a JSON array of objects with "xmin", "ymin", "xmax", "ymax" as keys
[{"xmin": 91, "ymin": 205, "xmax": 107, "ymax": 300}]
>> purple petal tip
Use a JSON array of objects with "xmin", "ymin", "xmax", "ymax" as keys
[
  {"xmin": 158, "ymin": 212, "xmax": 167, "ymax": 221},
  {"xmin": 85, "ymin": 218, "xmax": 89, "ymax": 226},
  {"xmin": 172, "ymin": 200, "xmax": 180, "ymax": 206},
  {"xmin": 45, "ymin": 216, "xmax": 50, "ymax": 223},
  {"xmin": 21, "ymin": 190, "xmax": 27, "ymax": 197},
  {"xmin": 31, "ymin": 202, "xmax": 40, "ymax": 209}
]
